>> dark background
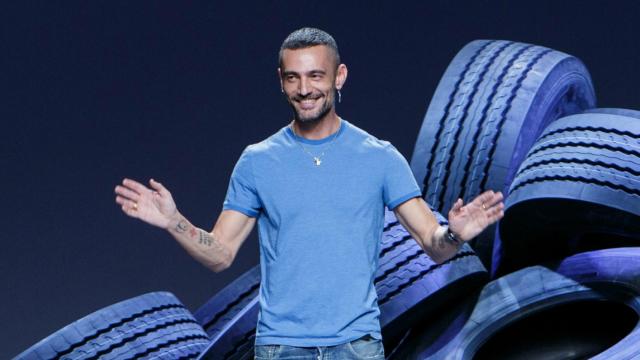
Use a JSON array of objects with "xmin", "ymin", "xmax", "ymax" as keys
[{"xmin": 2, "ymin": 1, "xmax": 639, "ymax": 357}]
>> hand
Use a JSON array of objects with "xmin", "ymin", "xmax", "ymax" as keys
[
  {"xmin": 115, "ymin": 178, "xmax": 178, "ymax": 229},
  {"xmin": 447, "ymin": 190, "xmax": 504, "ymax": 242}
]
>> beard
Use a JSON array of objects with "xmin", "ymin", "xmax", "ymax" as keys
[{"xmin": 287, "ymin": 91, "xmax": 335, "ymax": 125}]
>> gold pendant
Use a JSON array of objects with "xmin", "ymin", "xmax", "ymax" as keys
[{"xmin": 313, "ymin": 157, "xmax": 322, "ymax": 166}]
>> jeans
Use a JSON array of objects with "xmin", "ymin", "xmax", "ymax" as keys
[{"xmin": 254, "ymin": 334, "xmax": 385, "ymax": 360}]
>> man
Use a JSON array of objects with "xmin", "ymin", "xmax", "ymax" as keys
[{"xmin": 114, "ymin": 27, "xmax": 504, "ymax": 360}]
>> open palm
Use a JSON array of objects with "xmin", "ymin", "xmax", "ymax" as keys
[
  {"xmin": 448, "ymin": 190, "xmax": 504, "ymax": 242},
  {"xmin": 114, "ymin": 178, "xmax": 177, "ymax": 229}
]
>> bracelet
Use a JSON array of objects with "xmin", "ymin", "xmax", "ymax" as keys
[{"xmin": 445, "ymin": 226, "xmax": 463, "ymax": 246}]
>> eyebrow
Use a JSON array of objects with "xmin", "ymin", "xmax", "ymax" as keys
[{"xmin": 281, "ymin": 69, "xmax": 327, "ymax": 77}]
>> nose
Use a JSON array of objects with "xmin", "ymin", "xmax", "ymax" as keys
[{"xmin": 298, "ymin": 77, "xmax": 312, "ymax": 97}]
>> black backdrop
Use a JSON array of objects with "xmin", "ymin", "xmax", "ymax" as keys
[{"xmin": 2, "ymin": 1, "xmax": 639, "ymax": 357}]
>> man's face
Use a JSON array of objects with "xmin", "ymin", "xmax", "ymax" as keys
[{"xmin": 279, "ymin": 45, "xmax": 346, "ymax": 124}]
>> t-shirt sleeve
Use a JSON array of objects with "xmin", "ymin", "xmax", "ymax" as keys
[
  {"xmin": 383, "ymin": 143, "xmax": 422, "ymax": 210},
  {"xmin": 222, "ymin": 146, "xmax": 262, "ymax": 218}
]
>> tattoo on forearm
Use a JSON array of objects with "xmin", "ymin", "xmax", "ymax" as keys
[
  {"xmin": 175, "ymin": 219, "xmax": 189, "ymax": 233},
  {"xmin": 198, "ymin": 229, "xmax": 213, "ymax": 247},
  {"xmin": 197, "ymin": 229, "xmax": 229, "ymax": 268}
]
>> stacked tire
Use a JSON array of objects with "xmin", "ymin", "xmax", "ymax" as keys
[
  {"xmin": 388, "ymin": 249, "xmax": 640, "ymax": 359},
  {"xmin": 391, "ymin": 109, "xmax": 640, "ymax": 358},
  {"xmin": 495, "ymin": 110, "xmax": 640, "ymax": 275},
  {"xmin": 13, "ymin": 292, "xmax": 210, "ymax": 360},
  {"xmin": 391, "ymin": 40, "xmax": 640, "ymax": 359},
  {"xmin": 409, "ymin": 39, "xmax": 596, "ymax": 268}
]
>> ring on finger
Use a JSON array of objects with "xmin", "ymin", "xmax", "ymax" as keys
[
  {"xmin": 482, "ymin": 203, "xmax": 486, "ymax": 210},
  {"xmin": 133, "ymin": 202, "xmax": 138, "ymax": 210}
]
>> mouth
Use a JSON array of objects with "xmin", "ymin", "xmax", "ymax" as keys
[
  {"xmin": 299, "ymin": 99, "xmax": 318, "ymax": 110},
  {"xmin": 294, "ymin": 95, "xmax": 323, "ymax": 110}
]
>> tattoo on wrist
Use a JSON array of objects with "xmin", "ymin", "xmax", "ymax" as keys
[
  {"xmin": 175, "ymin": 219, "xmax": 189, "ymax": 233},
  {"xmin": 198, "ymin": 229, "xmax": 213, "ymax": 247}
]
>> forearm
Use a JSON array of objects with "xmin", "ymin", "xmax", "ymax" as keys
[
  {"xmin": 422, "ymin": 224, "xmax": 462, "ymax": 264},
  {"xmin": 393, "ymin": 197, "xmax": 463, "ymax": 264},
  {"xmin": 166, "ymin": 211, "xmax": 232, "ymax": 272},
  {"xmin": 395, "ymin": 191, "xmax": 503, "ymax": 264}
]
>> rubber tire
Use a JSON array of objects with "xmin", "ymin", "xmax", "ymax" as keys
[
  {"xmin": 193, "ymin": 266, "xmax": 260, "ymax": 340},
  {"xmin": 409, "ymin": 39, "xmax": 596, "ymax": 268},
  {"xmin": 585, "ymin": 107, "xmax": 640, "ymax": 119},
  {"xmin": 388, "ymin": 248, "xmax": 640, "ymax": 360},
  {"xmin": 195, "ymin": 208, "xmax": 488, "ymax": 360},
  {"xmin": 495, "ymin": 111, "xmax": 640, "ymax": 275},
  {"xmin": 13, "ymin": 292, "xmax": 209, "ymax": 360}
]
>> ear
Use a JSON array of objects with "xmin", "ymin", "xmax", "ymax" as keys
[
  {"xmin": 277, "ymin": 67, "xmax": 284, "ymax": 92},
  {"xmin": 335, "ymin": 64, "xmax": 348, "ymax": 90}
]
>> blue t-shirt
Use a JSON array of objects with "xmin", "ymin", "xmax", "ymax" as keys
[{"xmin": 222, "ymin": 118, "xmax": 421, "ymax": 347}]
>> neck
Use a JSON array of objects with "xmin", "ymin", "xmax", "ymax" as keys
[{"xmin": 291, "ymin": 112, "xmax": 341, "ymax": 140}]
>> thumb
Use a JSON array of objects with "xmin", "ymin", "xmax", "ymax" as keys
[{"xmin": 451, "ymin": 198, "xmax": 463, "ymax": 213}]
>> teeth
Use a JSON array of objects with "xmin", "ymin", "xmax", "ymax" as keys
[{"xmin": 299, "ymin": 99, "xmax": 317, "ymax": 109}]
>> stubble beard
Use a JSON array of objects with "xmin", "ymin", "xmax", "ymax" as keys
[{"xmin": 288, "ymin": 91, "xmax": 335, "ymax": 126}]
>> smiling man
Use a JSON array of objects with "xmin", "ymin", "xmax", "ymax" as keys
[
  {"xmin": 279, "ymin": 36, "xmax": 345, "ymax": 127},
  {"xmin": 115, "ymin": 27, "xmax": 504, "ymax": 360}
]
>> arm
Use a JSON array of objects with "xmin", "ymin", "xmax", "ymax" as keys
[
  {"xmin": 166, "ymin": 209, "xmax": 256, "ymax": 272},
  {"xmin": 393, "ymin": 190, "xmax": 504, "ymax": 264},
  {"xmin": 392, "ymin": 197, "xmax": 458, "ymax": 264},
  {"xmin": 115, "ymin": 178, "xmax": 256, "ymax": 272}
]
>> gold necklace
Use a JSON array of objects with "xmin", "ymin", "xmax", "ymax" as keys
[{"xmin": 290, "ymin": 119, "xmax": 342, "ymax": 166}]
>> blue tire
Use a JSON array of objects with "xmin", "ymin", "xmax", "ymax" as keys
[
  {"xmin": 13, "ymin": 292, "xmax": 209, "ymax": 360},
  {"xmin": 409, "ymin": 40, "xmax": 596, "ymax": 268},
  {"xmin": 388, "ymin": 248, "xmax": 640, "ymax": 360},
  {"xmin": 585, "ymin": 107, "xmax": 640, "ymax": 119},
  {"xmin": 195, "ymin": 208, "xmax": 488, "ymax": 359},
  {"xmin": 495, "ymin": 110, "xmax": 640, "ymax": 275},
  {"xmin": 193, "ymin": 266, "xmax": 260, "ymax": 340}
]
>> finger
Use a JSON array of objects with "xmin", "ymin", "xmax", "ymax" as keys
[
  {"xmin": 473, "ymin": 190, "xmax": 495, "ymax": 207},
  {"xmin": 122, "ymin": 178, "xmax": 150, "ymax": 195},
  {"xmin": 149, "ymin": 178, "xmax": 169, "ymax": 196},
  {"xmin": 485, "ymin": 191, "xmax": 504, "ymax": 207},
  {"xmin": 484, "ymin": 201, "xmax": 505, "ymax": 213},
  {"xmin": 486, "ymin": 201, "xmax": 504, "ymax": 216},
  {"xmin": 450, "ymin": 198, "xmax": 463, "ymax": 213},
  {"xmin": 485, "ymin": 204, "xmax": 501, "ymax": 217},
  {"xmin": 487, "ymin": 206, "xmax": 504, "ymax": 224},
  {"xmin": 116, "ymin": 195, "xmax": 138, "ymax": 209},
  {"xmin": 115, "ymin": 185, "xmax": 141, "ymax": 201},
  {"xmin": 121, "ymin": 203, "xmax": 139, "ymax": 218},
  {"xmin": 487, "ymin": 209, "xmax": 505, "ymax": 223}
]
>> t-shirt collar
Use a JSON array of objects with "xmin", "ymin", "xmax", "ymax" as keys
[{"xmin": 286, "ymin": 118, "xmax": 346, "ymax": 145}]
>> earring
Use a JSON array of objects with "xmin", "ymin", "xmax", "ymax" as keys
[
  {"xmin": 281, "ymin": 88, "xmax": 284, "ymax": 93},
  {"xmin": 338, "ymin": 90, "xmax": 342, "ymax": 103}
]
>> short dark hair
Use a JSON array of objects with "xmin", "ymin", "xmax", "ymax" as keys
[{"xmin": 278, "ymin": 27, "xmax": 340, "ymax": 68}]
